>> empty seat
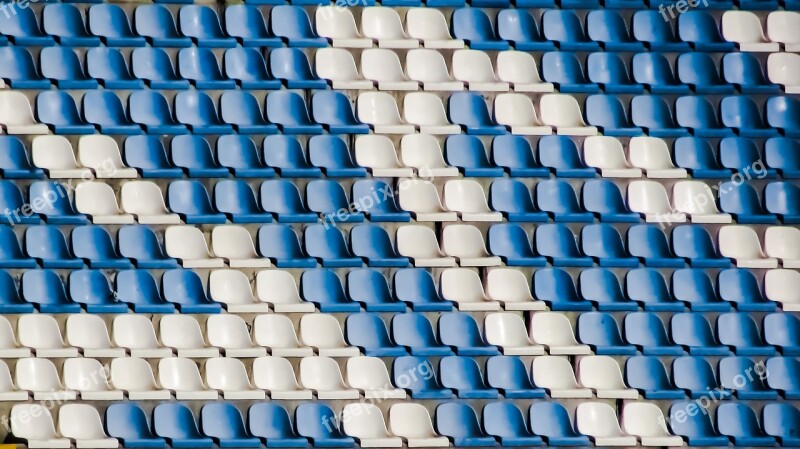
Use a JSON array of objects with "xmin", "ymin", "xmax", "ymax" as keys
[
  {"xmin": 296, "ymin": 403, "xmax": 355, "ymax": 447},
  {"xmin": 406, "ymin": 8, "xmax": 462, "ymax": 48},
  {"xmin": 393, "ymin": 268, "xmax": 453, "ymax": 312},
  {"xmin": 160, "ymin": 315, "xmax": 219, "ymax": 358},
  {"xmin": 718, "ymin": 225, "xmax": 776, "ymax": 268},
  {"xmin": 354, "ymin": 136, "xmax": 413, "ymax": 178},
  {"xmin": 578, "ymin": 312, "xmax": 635, "ymax": 355},
  {"xmin": 209, "ymin": 270, "xmax": 269, "ymax": 313},
  {"xmin": 206, "ymin": 314, "xmax": 265, "ymax": 358},
  {"xmin": 436, "ymin": 402, "xmax": 496, "ymax": 446},
  {"xmin": 167, "ymin": 180, "xmax": 225, "ymax": 224},
  {"xmin": 668, "ymin": 402, "xmax": 729, "ymax": 446},
  {"xmin": 722, "ymin": 11, "xmax": 779, "ymax": 52},
  {"xmin": 496, "ymin": 51, "xmax": 554, "ymax": 92},
  {"xmin": 539, "ymin": 94, "xmax": 596, "ymax": 135},
  {"xmin": 627, "ymin": 180, "xmax": 684, "ymax": 223},
  {"xmin": 542, "ymin": 10, "xmax": 598, "ymax": 51},
  {"xmin": 300, "ymin": 314, "xmax": 359, "ymax": 357},
  {"xmin": 672, "ymin": 181, "xmax": 731, "ymax": 223},
  {"xmin": 161, "ymin": 269, "xmax": 222, "ymax": 313},
  {"xmin": 164, "ymin": 225, "xmax": 224, "ymax": 268},
  {"xmin": 223, "ymin": 48, "xmax": 281, "ymax": 90},
  {"xmin": 254, "ymin": 315, "xmax": 313, "ymax": 357},
  {"xmin": 717, "ymin": 312, "xmax": 776, "ymax": 355},
  {"xmin": 360, "ymin": 49, "xmax": 418, "ymax": 90},
  {"xmin": 304, "ymin": 224, "xmax": 362, "ymax": 267},
  {"xmin": 673, "ymin": 225, "xmax": 731, "ymax": 268},
  {"xmin": 40, "ymin": 47, "xmax": 98, "ymax": 90},
  {"xmin": 1, "ymin": 92, "xmax": 49, "ymax": 134},
  {"xmin": 672, "ymin": 269, "xmax": 731, "ymax": 312},
  {"xmin": 530, "ymin": 312, "xmax": 590, "ymax": 354},
  {"xmin": 43, "ymin": 4, "xmax": 100, "ymax": 47},
  {"xmin": 577, "ymin": 356, "xmax": 637, "ymax": 399},
  {"xmin": 622, "ymin": 403, "xmax": 683, "ymax": 446},
  {"xmin": 484, "ymin": 268, "xmax": 545, "ymax": 310},
  {"xmin": 68, "ymin": 269, "xmax": 128, "ymax": 313},
  {"xmin": 153, "ymin": 403, "xmax": 212, "ymax": 448},
  {"xmin": 252, "ymin": 356, "xmax": 310, "ymax": 399},
  {"xmin": 626, "ymin": 356, "xmax": 684, "ymax": 399},
  {"xmin": 206, "ymin": 357, "xmax": 264, "ymax": 400},
  {"xmin": 300, "ymin": 356, "xmax": 358, "ymax": 399},
  {"xmin": 576, "ymin": 402, "xmax": 636, "ymax": 446},
  {"xmin": 442, "ymin": 224, "xmax": 501, "ymax": 266},
  {"xmin": 306, "ymin": 180, "xmax": 365, "ymax": 223},
  {"xmin": 439, "ymin": 312, "xmax": 499, "ymax": 355},
  {"xmin": 257, "ymin": 225, "xmax": 315, "ymax": 268},
  {"xmin": 534, "ymin": 268, "xmax": 590, "ymax": 311},
  {"xmin": 16, "ymin": 358, "xmax": 75, "ymax": 401},
  {"xmin": 484, "ymin": 312, "xmax": 543, "ymax": 355},
  {"xmin": 453, "ymin": 49, "xmax": 508, "ymax": 91},
  {"xmin": 404, "ymin": 93, "xmax": 461, "ymax": 134},
  {"xmin": 300, "ymin": 269, "xmax": 359, "ymax": 313},
  {"xmin": 392, "ymin": 314, "xmax": 451, "ymax": 357},
  {"xmin": 357, "ymin": 92, "xmax": 414, "ymax": 134},
  {"xmin": 448, "ymin": 92, "xmax": 506, "ymax": 135},
  {"xmin": 178, "ymin": 5, "xmax": 235, "ymax": 48},
  {"xmin": 451, "ymin": 8, "xmax": 508, "ymax": 50},
  {"xmin": 11, "ymin": 404, "xmax": 70, "ymax": 448},
  {"xmin": 719, "ymin": 356, "xmax": 777, "ymax": 400},
  {"xmin": 22, "ymin": 270, "xmax": 82, "ymax": 314},
  {"xmin": 18, "ymin": 314, "xmax": 77, "ymax": 357},
  {"xmin": 128, "ymin": 91, "xmax": 187, "ymax": 134},
  {"xmin": 0, "ymin": 8, "xmax": 51, "ymax": 46},
  {"xmin": 389, "ymin": 403, "xmax": 449, "ymax": 447},
  {"xmin": 529, "ymin": 402, "xmax": 590, "ymax": 446},
  {"xmin": 587, "ymin": 11, "xmax": 643, "ymax": 51},
  {"xmin": 63, "ymin": 358, "xmax": 122, "ymax": 401},
  {"xmin": 249, "ymin": 403, "xmax": 308, "ymax": 447},
  {"xmin": 270, "ymin": 5, "xmax": 326, "ymax": 47},
  {"xmin": 112, "ymin": 315, "xmax": 172, "ymax": 359},
  {"xmin": 494, "ymin": 93, "xmax": 551, "ymax": 135},
  {"xmin": 483, "ymin": 403, "xmax": 543, "ymax": 446},
  {"xmin": 260, "ymin": 179, "xmax": 317, "ymax": 222},
  {"xmin": 678, "ymin": 53, "xmax": 734, "ymax": 94},
  {"xmin": 406, "ymin": 49, "xmax": 463, "ymax": 91}
]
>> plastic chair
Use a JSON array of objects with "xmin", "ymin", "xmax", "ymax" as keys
[
  {"xmin": 223, "ymin": 47, "xmax": 281, "ymax": 89},
  {"xmin": 40, "ymin": 47, "xmax": 98, "ymax": 89}
]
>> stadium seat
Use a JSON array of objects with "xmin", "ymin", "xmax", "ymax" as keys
[
  {"xmin": 393, "ymin": 268, "xmax": 453, "ymax": 311},
  {"xmin": 178, "ymin": 5, "xmax": 235, "ymax": 48},
  {"xmin": 159, "ymin": 315, "xmax": 219, "ymax": 357},
  {"xmin": 672, "ymin": 225, "xmax": 731, "ymax": 268},
  {"xmin": 672, "ymin": 356, "xmax": 729, "ymax": 400},
  {"xmin": 346, "ymin": 314, "xmax": 405, "ymax": 356},
  {"xmin": 153, "ymin": 403, "xmax": 213, "ymax": 448},
  {"xmin": 404, "ymin": 93, "xmax": 461, "ymax": 134},
  {"xmin": 668, "ymin": 402, "xmax": 730, "ymax": 446},
  {"xmin": 168, "ymin": 181, "xmax": 226, "ymax": 224},
  {"xmin": 257, "ymin": 225, "xmax": 315, "ymax": 268},
  {"xmin": 350, "ymin": 180, "xmax": 409, "ymax": 222},
  {"xmin": 300, "ymin": 269, "xmax": 359, "ymax": 313},
  {"xmin": 0, "ymin": 137, "xmax": 43, "ymax": 179},
  {"xmin": 678, "ymin": 53, "xmax": 735, "ymax": 94},
  {"xmin": 347, "ymin": 269, "xmax": 405, "ymax": 313},
  {"xmin": 491, "ymin": 135, "xmax": 549, "ymax": 177},
  {"xmin": 255, "ymin": 270, "xmax": 313, "ymax": 312},
  {"xmin": 350, "ymin": 224, "xmax": 408, "ymax": 267},
  {"xmin": 164, "ymin": 225, "xmax": 225, "ymax": 268},
  {"xmin": 763, "ymin": 404, "xmax": 800, "ymax": 446},
  {"xmin": 673, "ymin": 137, "xmax": 730, "ymax": 178},
  {"xmin": 252, "ymin": 315, "xmax": 313, "ymax": 357},
  {"xmin": 40, "ymin": 47, "xmax": 98, "ymax": 90},
  {"xmin": 577, "ymin": 311, "xmax": 635, "ymax": 355},
  {"xmin": 208, "ymin": 270, "xmax": 269, "ymax": 312},
  {"xmin": 69, "ymin": 270, "xmax": 128, "ymax": 313},
  {"xmin": 115, "ymin": 270, "xmax": 174, "ymax": 313},
  {"xmin": 270, "ymin": 5, "xmax": 327, "ymax": 47},
  {"xmin": 721, "ymin": 96, "xmax": 777, "ymax": 137},
  {"xmin": 451, "ymin": 8, "xmax": 508, "ymax": 50},
  {"xmin": 223, "ymin": 48, "xmax": 282, "ymax": 89},
  {"xmin": 542, "ymin": 52, "xmax": 598, "ymax": 93},
  {"xmin": 206, "ymin": 314, "xmax": 265, "ymax": 358},
  {"xmin": 224, "ymin": 5, "xmax": 280, "ymax": 47},
  {"xmin": 25, "ymin": 225, "xmax": 82, "ymax": 269},
  {"xmin": 178, "ymin": 47, "xmax": 235, "ymax": 90},
  {"xmin": 671, "ymin": 313, "xmax": 731, "ymax": 355},
  {"xmin": 542, "ymin": 11, "xmax": 599, "ymax": 51},
  {"xmin": 485, "ymin": 356, "xmax": 544, "ymax": 398},
  {"xmin": 722, "ymin": 11, "xmax": 779, "ymax": 52},
  {"xmin": 82, "ymin": 92, "xmax": 140, "ymax": 136},
  {"xmin": 576, "ymin": 402, "xmax": 636, "ymax": 446},
  {"xmin": 536, "ymin": 180, "xmax": 593, "ymax": 222},
  {"xmin": 297, "ymin": 404, "xmax": 356, "ymax": 447},
  {"xmin": 536, "ymin": 223, "xmax": 592, "ymax": 266},
  {"xmin": 539, "ymin": 94, "xmax": 596, "ymax": 135},
  {"xmin": 580, "ymin": 224, "xmax": 638, "ymax": 267},
  {"xmin": 132, "ymin": 47, "xmax": 190, "ymax": 90},
  {"xmin": 86, "ymin": 48, "xmax": 145, "ymax": 89},
  {"xmin": 10, "ymin": 404, "xmax": 70, "ymax": 448},
  {"xmin": 717, "ymin": 312, "xmax": 776, "ymax": 355},
  {"xmin": 531, "ymin": 312, "xmax": 591, "ymax": 354},
  {"xmin": 447, "ymin": 92, "xmax": 505, "ymax": 135},
  {"xmin": 765, "ymin": 227, "xmax": 800, "ymax": 268},
  {"xmin": 436, "ymin": 403, "xmax": 496, "ymax": 446},
  {"xmin": 495, "ymin": 51, "xmax": 554, "ymax": 92},
  {"xmin": 0, "ymin": 7, "xmax": 52, "ymax": 46},
  {"xmin": 484, "ymin": 312, "xmax": 544, "ymax": 354},
  {"xmin": 482, "ymin": 402, "xmax": 542, "ymax": 447},
  {"xmin": 405, "ymin": 49, "xmax": 462, "ymax": 91},
  {"xmin": 626, "ymin": 356, "xmax": 684, "ymax": 399},
  {"xmin": 722, "ymin": 52, "xmax": 780, "ymax": 94},
  {"xmin": 586, "ymin": 11, "xmax": 644, "ymax": 51},
  {"xmin": 675, "ymin": 96, "xmax": 733, "ymax": 137},
  {"xmin": 36, "ymin": 91, "xmax": 95, "ymax": 134},
  {"xmin": 577, "ymin": 356, "xmax": 637, "ymax": 399},
  {"xmin": 533, "ymin": 356, "xmax": 591, "ymax": 398},
  {"xmin": 18, "ymin": 314, "xmax": 78, "ymax": 356},
  {"xmin": 582, "ymin": 136, "xmax": 640, "ymax": 178},
  {"xmin": 308, "ymin": 135, "xmax": 366, "ymax": 177},
  {"xmin": 304, "ymin": 224, "xmax": 362, "ymax": 267},
  {"xmin": 315, "ymin": 7, "xmax": 371, "ymax": 48},
  {"xmin": 766, "ymin": 96, "xmax": 800, "ymax": 138},
  {"xmin": 161, "ymin": 269, "xmax": 222, "ymax": 313},
  {"xmin": 624, "ymin": 268, "xmax": 680, "ymax": 311},
  {"xmin": 529, "ymin": 402, "xmax": 589, "ymax": 446},
  {"xmin": 534, "ymin": 268, "xmax": 591, "ymax": 310},
  {"xmin": 0, "ymin": 271, "xmax": 33, "ymax": 313},
  {"xmin": 175, "ymin": 91, "xmax": 232, "ymax": 134},
  {"xmin": 252, "ymin": 356, "xmax": 309, "ymax": 399},
  {"xmin": 440, "ymin": 356, "xmax": 498, "ymax": 398},
  {"xmin": 489, "ymin": 180, "xmax": 548, "ymax": 222},
  {"xmin": 718, "ymin": 268, "xmax": 776, "ymax": 312},
  {"xmin": 389, "ymin": 403, "xmax": 449, "ymax": 447},
  {"xmin": 28, "ymin": 181, "xmax": 87, "ymax": 224},
  {"xmin": 581, "ymin": 180, "xmax": 639, "ymax": 222},
  {"xmin": 452, "ymin": 49, "xmax": 507, "ymax": 91},
  {"xmin": 766, "ymin": 356, "xmax": 800, "ymax": 397},
  {"xmin": 765, "ymin": 138, "xmax": 800, "ymax": 178},
  {"xmin": 43, "ymin": 4, "xmax": 101, "ymax": 47},
  {"xmin": 342, "ymin": 403, "xmax": 401, "ymax": 447},
  {"xmin": 493, "ymin": 93, "xmax": 551, "ymax": 135},
  {"xmin": 88, "ymin": 4, "xmax": 144, "ymax": 47},
  {"xmin": 630, "ymin": 95, "xmax": 689, "ymax": 136},
  {"xmin": 299, "ymin": 313, "xmax": 359, "ymax": 357},
  {"xmin": 719, "ymin": 356, "xmax": 777, "ymax": 399},
  {"xmin": 248, "ymin": 403, "xmax": 308, "ymax": 447},
  {"xmin": 633, "ymin": 11, "xmax": 689, "ymax": 51},
  {"xmin": 200, "ymin": 403, "xmax": 261, "ymax": 448},
  {"xmin": 579, "ymin": 269, "xmax": 637, "ymax": 311},
  {"xmin": 673, "ymin": 268, "xmax": 731, "ymax": 312},
  {"xmin": 359, "ymin": 49, "xmax": 418, "ymax": 90},
  {"xmin": 672, "ymin": 181, "xmax": 730, "ymax": 223},
  {"xmin": 626, "ymin": 225, "xmax": 683, "ymax": 267},
  {"xmin": 128, "ymin": 91, "xmax": 187, "ymax": 134},
  {"xmin": 117, "ymin": 225, "xmax": 179, "ymax": 269},
  {"xmin": 299, "ymin": 356, "xmax": 358, "ymax": 399},
  {"xmin": 260, "ymin": 180, "xmax": 317, "ymax": 222},
  {"xmin": 587, "ymin": 55, "xmax": 644, "ymax": 95},
  {"xmin": 679, "ymin": 10, "xmax": 735, "ymax": 51},
  {"xmin": 392, "ymin": 314, "xmax": 452, "ymax": 357},
  {"xmin": 306, "ymin": 179, "xmax": 364, "ymax": 223},
  {"xmin": 63, "ymin": 357, "xmax": 122, "ymax": 400},
  {"xmin": 718, "ymin": 225, "xmax": 776, "ymax": 268},
  {"xmin": 621, "ymin": 403, "xmax": 684, "ymax": 447}
]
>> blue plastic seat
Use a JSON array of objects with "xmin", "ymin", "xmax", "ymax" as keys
[
  {"xmin": 534, "ymin": 268, "xmax": 592, "ymax": 311},
  {"xmin": 25, "ymin": 225, "xmax": 83, "ymax": 269},
  {"xmin": 541, "ymin": 52, "xmax": 598, "ymax": 93},
  {"xmin": 0, "ymin": 7, "xmax": 52, "ymax": 46},
  {"xmin": 116, "ymin": 269, "xmax": 175, "ymax": 314},
  {"xmin": 631, "ymin": 53, "xmax": 690, "ymax": 95},
  {"xmin": 483, "ymin": 402, "xmax": 543, "ymax": 446},
  {"xmin": 440, "ymin": 356, "xmax": 498, "ymax": 399},
  {"xmin": 43, "ymin": 4, "xmax": 101, "ymax": 46},
  {"xmin": 536, "ymin": 180, "xmax": 594, "ymax": 222},
  {"xmin": 270, "ymin": 6, "xmax": 327, "ymax": 47},
  {"xmin": 528, "ymin": 402, "xmax": 589, "ymax": 446},
  {"xmin": 766, "ymin": 357, "xmax": 800, "ymax": 398},
  {"xmin": 201, "ymin": 403, "xmax": 260, "ymax": 448},
  {"xmin": 764, "ymin": 313, "xmax": 800, "ymax": 356},
  {"xmin": 225, "ymin": 5, "xmax": 281, "ymax": 47},
  {"xmin": 448, "ymin": 92, "xmax": 506, "ymax": 135},
  {"xmin": 304, "ymin": 224, "xmax": 362, "ymax": 267},
  {"xmin": 248, "ymin": 403, "xmax": 307, "ymax": 448},
  {"xmin": 0, "ymin": 271, "xmax": 32, "ymax": 313},
  {"xmin": 542, "ymin": 10, "xmax": 599, "ymax": 51},
  {"xmin": 129, "ymin": 91, "xmax": 187, "ymax": 135},
  {"xmin": 586, "ymin": 53, "xmax": 644, "ymax": 94},
  {"xmin": 36, "ymin": 91, "xmax": 95, "ymax": 135},
  {"xmin": 117, "ymin": 226, "xmax": 178, "ymax": 269},
  {"xmin": 579, "ymin": 268, "xmax": 637, "ymax": 311},
  {"xmin": 491, "ymin": 135, "xmax": 549, "ymax": 177},
  {"xmin": 134, "ymin": 5, "xmax": 191, "ymax": 47},
  {"xmin": 346, "ymin": 269, "xmax": 404, "ymax": 313},
  {"xmin": 766, "ymin": 137, "xmax": 800, "ymax": 178},
  {"xmin": 766, "ymin": 96, "xmax": 800, "ymax": 137},
  {"xmin": 535, "ymin": 223, "xmax": 592, "ymax": 266},
  {"xmin": 308, "ymin": 135, "xmax": 366, "ymax": 178},
  {"xmin": 312, "ymin": 91, "xmax": 369, "ymax": 134},
  {"xmin": 632, "ymin": 11, "xmax": 689, "ymax": 52},
  {"xmin": 720, "ymin": 96, "xmax": 777, "ymax": 138},
  {"xmin": 22, "ymin": 270, "xmax": 81, "ymax": 314},
  {"xmin": 718, "ymin": 403, "xmax": 776, "ymax": 447},
  {"xmin": 675, "ymin": 96, "xmax": 732, "ymax": 138},
  {"xmin": 673, "ymin": 137, "xmax": 730, "ymax": 178},
  {"xmin": 624, "ymin": 312, "xmax": 683, "ymax": 355},
  {"xmin": 346, "ymin": 313, "xmax": 406, "ymax": 356},
  {"xmin": 216, "ymin": 135, "xmax": 275, "ymax": 179},
  {"xmin": 668, "ymin": 402, "xmax": 730, "ymax": 446},
  {"xmin": 436, "ymin": 402, "xmax": 496, "ymax": 446},
  {"xmin": 717, "ymin": 312, "xmax": 776, "ymax": 356},
  {"xmin": 445, "ymin": 135, "xmax": 504, "ymax": 177},
  {"xmin": 69, "ymin": 270, "xmax": 128, "ymax": 314},
  {"xmin": 722, "ymin": 52, "xmax": 780, "ymax": 94},
  {"xmin": 672, "ymin": 356, "xmax": 730, "ymax": 400},
  {"xmin": 439, "ymin": 313, "xmax": 499, "ymax": 356},
  {"xmin": 257, "ymin": 224, "xmax": 315, "ymax": 268},
  {"xmin": 585, "ymin": 94, "xmax": 642, "ymax": 137},
  {"xmin": 489, "ymin": 179, "xmax": 547, "ymax": 222},
  {"xmin": 306, "ymin": 180, "xmax": 365, "ymax": 224},
  {"xmin": 223, "ymin": 48, "xmax": 282, "ymax": 90},
  {"xmin": 677, "ymin": 53, "xmax": 734, "ymax": 94},
  {"xmin": 577, "ymin": 311, "xmax": 635, "ymax": 354},
  {"xmin": 124, "ymin": 136, "xmax": 182, "ymax": 178},
  {"xmin": 131, "ymin": 47, "xmax": 190, "ymax": 90},
  {"xmin": 451, "ymin": 8, "xmax": 509, "ymax": 50},
  {"xmin": 28, "ymin": 181, "xmax": 87, "ymax": 225},
  {"xmin": 162, "ymin": 269, "xmax": 221, "ymax": 313},
  {"xmin": 300, "ymin": 269, "xmax": 359, "ymax": 313},
  {"xmin": 670, "ymin": 312, "xmax": 730, "ymax": 356},
  {"xmin": 673, "ymin": 268, "xmax": 731, "ymax": 312},
  {"xmin": 538, "ymin": 136, "xmax": 595, "ymax": 178},
  {"xmin": 178, "ymin": 47, "xmax": 235, "ymax": 90},
  {"xmin": 178, "ymin": 5, "xmax": 235, "ymax": 48},
  {"xmin": 0, "ymin": 226, "xmax": 35, "ymax": 268},
  {"xmin": 678, "ymin": 11, "xmax": 735, "ymax": 51},
  {"xmin": 270, "ymin": 48, "xmax": 327, "ymax": 90},
  {"xmin": 351, "ymin": 180, "xmax": 409, "ymax": 222},
  {"xmin": 82, "ymin": 91, "xmax": 141, "ymax": 135},
  {"xmin": 487, "ymin": 223, "xmax": 546, "ymax": 266},
  {"xmin": 267, "ymin": 91, "xmax": 324, "ymax": 134},
  {"xmin": 627, "ymin": 224, "xmax": 683, "ymax": 268},
  {"xmin": 763, "ymin": 404, "xmax": 800, "ymax": 446},
  {"xmin": 263, "ymin": 135, "xmax": 321, "ymax": 178},
  {"xmin": 167, "ymin": 180, "xmax": 226, "ymax": 224},
  {"xmin": 718, "ymin": 269, "xmax": 775, "ymax": 312},
  {"xmin": 392, "ymin": 314, "xmax": 452, "ymax": 357},
  {"xmin": 350, "ymin": 224, "xmax": 407, "ymax": 267},
  {"xmin": 625, "ymin": 268, "xmax": 683, "ymax": 311},
  {"xmin": 765, "ymin": 182, "xmax": 800, "ymax": 223},
  {"xmin": 39, "ymin": 47, "xmax": 97, "ymax": 90},
  {"xmin": 0, "ymin": 47, "xmax": 50, "ymax": 89},
  {"xmin": 174, "ymin": 91, "xmax": 232, "ymax": 134},
  {"xmin": 86, "ymin": 48, "xmax": 143, "ymax": 89},
  {"xmin": 106, "ymin": 403, "xmax": 167, "ymax": 449},
  {"xmin": 219, "ymin": 91, "xmax": 277, "ymax": 135},
  {"xmin": 719, "ymin": 182, "xmax": 776, "ymax": 224},
  {"xmin": 496, "ymin": 10, "xmax": 555, "ymax": 51},
  {"xmin": 485, "ymin": 356, "xmax": 544, "ymax": 399},
  {"xmin": 626, "ymin": 356, "xmax": 684, "ymax": 399},
  {"xmin": 71, "ymin": 226, "xmax": 131, "ymax": 269},
  {"xmin": 297, "ymin": 404, "xmax": 355, "ymax": 447},
  {"xmin": 88, "ymin": 4, "xmax": 145, "ymax": 47},
  {"xmin": 672, "ymin": 225, "xmax": 730, "ymax": 268},
  {"xmin": 171, "ymin": 135, "xmax": 229, "ymax": 178},
  {"xmin": 580, "ymin": 224, "xmax": 637, "ymax": 267},
  {"xmin": 393, "ymin": 269, "xmax": 452, "ymax": 312},
  {"xmin": 260, "ymin": 180, "xmax": 317, "ymax": 223},
  {"xmin": 154, "ymin": 403, "xmax": 212, "ymax": 448},
  {"xmin": 0, "ymin": 182, "xmax": 39, "ymax": 225},
  {"xmin": 720, "ymin": 356, "xmax": 777, "ymax": 400},
  {"xmin": 392, "ymin": 356, "xmax": 449, "ymax": 398},
  {"xmin": 586, "ymin": 11, "xmax": 643, "ymax": 51},
  {"xmin": 581, "ymin": 180, "xmax": 638, "ymax": 222}
]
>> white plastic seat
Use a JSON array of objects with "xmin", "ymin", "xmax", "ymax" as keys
[
  {"xmin": 360, "ymin": 49, "xmax": 419, "ymax": 91},
  {"xmin": 11, "ymin": 404, "xmax": 70, "ymax": 448},
  {"xmin": 767, "ymin": 52, "xmax": 800, "ymax": 93},
  {"xmin": 65, "ymin": 315, "xmax": 124, "ymax": 358},
  {"xmin": 627, "ymin": 180, "xmax": 686, "ymax": 223},
  {"xmin": 405, "ymin": 8, "xmax": 463, "ymax": 49},
  {"xmin": 628, "ymin": 136, "xmax": 687, "ymax": 178},
  {"xmin": 253, "ymin": 315, "xmax": 313, "ymax": 357},
  {"xmin": 577, "ymin": 356, "xmax": 638, "ymax": 399},
  {"xmin": 531, "ymin": 356, "xmax": 591, "ymax": 398},
  {"xmin": 300, "ymin": 356, "xmax": 359, "ymax": 399},
  {"xmin": 765, "ymin": 269, "xmax": 800, "ymax": 311},
  {"xmin": 206, "ymin": 357, "xmax": 265, "ymax": 400},
  {"xmin": 112, "ymin": 315, "xmax": 172, "ymax": 358},
  {"xmin": 496, "ymin": 51, "xmax": 554, "ymax": 92},
  {"xmin": 252, "ymin": 356, "xmax": 311, "ymax": 399},
  {"xmin": 16, "ymin": 358, "xmax": 76, "ymax": 400},
  {"xmin": 0, "ymin": 92, "xmax": 49, "ymax": 134},
  {"xmin": 452, "ymin": 49, "xmax": 508, "ymax": 91},
  {"xmin": 110, "ymin": 357, "xmax": 169, "ymax": 400},
  {"xmin": 718, "ymin": 225, "xmax": 777, "ymax": 268},
  {"xmin": 75, "ymin": 182, "xmax": 134, "ymax": 224},
  {"xmin": 396, "ymin": 225, "xmax": 455, "ymax": 267},
  {"xmin": 209, "ymin": 270, "xmax": 269, "ymax": 313},
  {"xmin": 120, "ymin": 181, "xmax": 181, "ymax": 224},
  {"xmin": 583, "ymin": 136, "xmax": 642, "ymax": 178},
  {"xmin": 442, "ymin": 224, "xmax": 502, "ymax": 266},
  {"xmin": 767, "ymin": 12, "xmax": 800, "ymax": 51},
  {"xmin": 164, "ymin": 225, "xmax": 224, "ymax": 268},
  {"xmin": 0, "ymin": 360, "xmax": 28, "ymax": 400},
  {"xmin": 398, "ymin": 180, "xmax": 457, "ymax": 221},
  {"xmin": 485, "ymin": 268, "xmax": 546, "ymax": 311},
  {"xmin": 576, "ymin": 402, "xmax": 637, "ymax": 446},
  {"xmin": 159, "ymin": 315, "xmax": 219, "ymax": 358},
  {"xmin": 158, "ymin": 357, "xmax": 218, "ymax": 400},
  {"xmin": 63, "ymin": 358, "xmax": 122, "ymax": 401},
  {"xmin": 354, "ymin": 135, "xmax": 414, "ymax": 177},
  {"xmin": 361, "ymin": 7, "xmax": 418, "ymax": 48},
  {"xmin": 529, "ymin": 312, "xmax": 591, "ymax": 355},
  {"xmin": 400, "ymin": 134, "xmax": 460, "ymax": 177},
  {"xmin": 58, "ymin": 404, "xmax": 119, "ymax": 448},
  {"xmin": 443, "ymin": 180, "xmax": 502, "ymax": 221},
  {"xmin": 672, "ymin": 181, "xmax": 732, "ymax": 223},
  {"xmin": 765, "ymin": 226, "xmax": 800, "ymax": 268},
  {"xmin": 315, "ymin": 48, "xmax": 373, "ymax": 90},
  {"xmin": 539, "ymin": 94, "xmax": 597, "ymax": 135},
  {"xmin": 18, "ymin": 315, "xmax": 78, "ymax": 358},
  {"xmin": 357, "ymin": 92, "xmax": 415, "ymax": 134},
  {"xmin": 484, "ymin": 312, "xmax": 545, "ymax": 355},
  {"xmin": 403, "ymin": 92, "xmax": 461, "ymax": 134},
  {"xmin": 299, "ymin": 314, "xmax": 359, "ymax": 357},
  {"xmin": 255, "ymin": 270, "xmax": 315, "ymax": 313},
  {"xmin": 406, "ymin": 49, "xmax": 463, "ymax": 91},
  {"xmin": 622, "ymin": 403, "xmax": 684, "ymax": 446},
  {"xmin": 346, "ymin": 356, "xmax": 406, "ymax": 399},
  {"xmin": 78, "ymin": 135, "xmax": 138, "ymax": 178},
  {"xmin": 344, "ymin": 404, "xmax": 403, "ymax": 447},
  {"xmin": 494, "ymin": 93, "xmax": 552, "ymax": 135},
  {"xmin": 32, "ymin": 135, "xmax": 92, "ymax": 178},
  {"xmin": 211, "ymin": 225, "xmax": 270, "ymax": 268},
  {"xmin": 722, "ymin": 11, "xmax": 779, "ymax": 52},
  {"xmin": 206, "ymin": 314, "xmax": 266, "ymax": 358},
  {"xmin": 0, "ymin": 316, "xmax": 31, "ymax": 358},
  {"xmin": 315, "ymin": 7, "xmax": 372, "ymax": 48},
  {"xmin": 389, "ymin": 403, "xmax": 450, "ymax": 447},
  {"xmin": 440, "ymin": 268, "xmax": 500, "ymax": 311}
]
